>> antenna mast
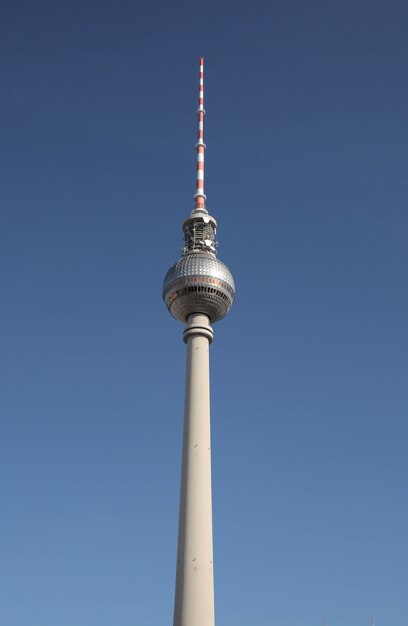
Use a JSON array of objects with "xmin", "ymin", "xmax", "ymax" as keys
[{"xmin": 194, "ymin": 57, "xmax": 206, "ymax": 212}]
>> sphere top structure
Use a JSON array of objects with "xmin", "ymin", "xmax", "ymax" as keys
[{"xmin": 162, "ymin": 58, "xmax": 235, "ymax": 323}]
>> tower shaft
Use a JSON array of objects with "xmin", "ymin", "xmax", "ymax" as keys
[{"xmin": 173, "ymin": 313, "xmax": 215, "ymax": 626}]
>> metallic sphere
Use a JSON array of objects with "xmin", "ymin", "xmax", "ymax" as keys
[{"xmin": 163, "ymin": 253, "xmax": 235, "ymax": 323}]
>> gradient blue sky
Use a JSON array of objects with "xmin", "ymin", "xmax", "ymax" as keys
[{"xmin": 1, "ymin": 1, "xmax": 407, "ymax": 625}]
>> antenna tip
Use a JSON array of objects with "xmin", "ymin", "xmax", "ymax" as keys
[{"xmin": 199, "ymin": 57, "xmax": 204, "ymax": 65}]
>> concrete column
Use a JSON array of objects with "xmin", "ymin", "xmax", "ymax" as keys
[{"xmin": 173, "ymin": 313, "xmax": 215, "ymax": 626}]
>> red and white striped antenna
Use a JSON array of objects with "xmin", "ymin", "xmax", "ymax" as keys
[{"xmin": 193, "ymin": 57, "xmax": 207, "ymax": 212}]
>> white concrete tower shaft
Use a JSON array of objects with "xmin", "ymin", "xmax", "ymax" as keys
[{"xmin": 173, "ymin": 313, "xmax": 215, "ymax": 626}]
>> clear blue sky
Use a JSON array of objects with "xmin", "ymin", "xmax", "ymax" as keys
[{"xmin": 1, "ymin": 1, "xmax": 407, "ymax": 625}]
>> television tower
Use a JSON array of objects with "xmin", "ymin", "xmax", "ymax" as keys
[{"xmin": 163, "ymin": 58, "xmax": 235, "ymax": 626}]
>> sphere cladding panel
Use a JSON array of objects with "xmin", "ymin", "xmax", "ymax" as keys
[{"xmin": 163, "ymin": 254, "xmax": 235, "ymax": 323}]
